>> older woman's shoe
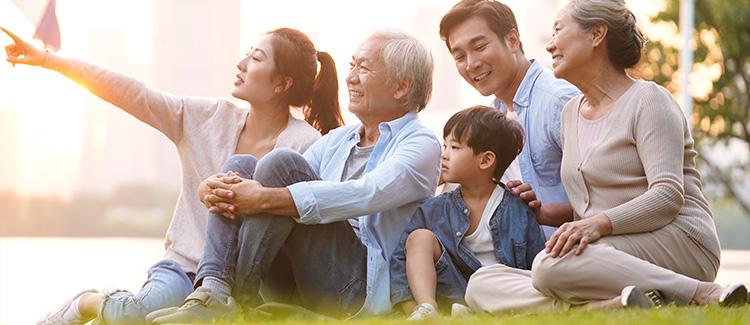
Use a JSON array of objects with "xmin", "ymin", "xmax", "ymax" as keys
[
  {"xmin": 621, "ymin": 285, "xmax": 664, "ymax": 308},
  {"xmin": 719, "ymin": 283, "xmax": 748, "ymax": 307}
]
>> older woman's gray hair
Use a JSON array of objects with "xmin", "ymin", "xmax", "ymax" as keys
[
  {"xmin": 568, "ymin": 0, "xmax": 646, "ymax": 70},
  {"xmin": 370, "ymin": 31, "xmax": 434, "ymax": 112}
]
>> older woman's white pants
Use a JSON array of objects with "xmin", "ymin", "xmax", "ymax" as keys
[{"xmin": 464, "ymin": 223, "xmax": 719, "ymax": 313}]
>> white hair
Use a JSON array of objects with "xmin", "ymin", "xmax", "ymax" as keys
[{"xmin": 370, "ymin": 30, "xmax": 434, "ymax": 112}]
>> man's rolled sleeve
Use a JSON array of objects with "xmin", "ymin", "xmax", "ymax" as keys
[{"xmin": 288, "ymin": 182, "xmax": 322, "ymax": 224}]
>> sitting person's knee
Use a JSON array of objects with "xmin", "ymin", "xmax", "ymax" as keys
[
  {"xmin": 222, "ymin": 154, "xmax": 258, "ymax": 176},
  {"xmin": 406, "ymin": 229, "xmax": 442, "ymax": 262},
  {"xmin": 530, "ymin": 251, "xmax": 563, "ymax": 295},
  {"xmin": 464, "ymin": 268, "xmax": 493, "ymax": 311},
  {"xmin": 263, "ymin": 147, "xmax": 301, "ymax": 163},
  {"xmin": 405, "ymin": 229, "xmax": 436, "ymax": 250},
  {"xmin": 255, "ymin": 148, "xmax": 308, "ymax": 185}
]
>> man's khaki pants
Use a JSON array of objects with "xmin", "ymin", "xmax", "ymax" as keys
[{"xmin": 465, "ymin": 223, "xmax": 719, "ymax": 313}]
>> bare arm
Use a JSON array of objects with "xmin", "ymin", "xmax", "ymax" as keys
[
  {"xmin": 539, "ymin": 203, "xmax": 574, "ymax": 226},
  {"xmin": 3, "ymin": 27, "xmax": 205, "ymax": 143}
]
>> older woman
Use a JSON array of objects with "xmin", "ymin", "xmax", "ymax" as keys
[{"xmin": 463, "ymin": 0, "xmax": 747, "ymax": 312}]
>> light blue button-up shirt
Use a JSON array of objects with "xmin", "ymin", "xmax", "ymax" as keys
[
  {"xmin": 493, "ymin": 60, "xmax": 580, "ymax": 206},
  {"xmin": 287, "ymin": 112, "xmax": 441, "ymax": 315}
]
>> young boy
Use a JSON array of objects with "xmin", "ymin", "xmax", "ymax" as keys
[{"xmin": 390, "ymin": 106, "xmax": 545, "ymax": 319}]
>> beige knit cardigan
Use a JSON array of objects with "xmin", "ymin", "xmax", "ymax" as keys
[{"xmin": 560, "ymin": 80, "xmax": 721, "ymax": 261}]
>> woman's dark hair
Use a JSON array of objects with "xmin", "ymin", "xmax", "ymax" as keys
[
  {"xmin": 439, "ymin": 0, "xmax": 524, "ymax": 53},
  {"xmin": 267, "ymin": 28, "xmax": 344, "ymax": 134},
  {"xmin": 569, "ymin": 0, "xmax": 646, "ymax": 70},
  {"xmin": 443, "ymin": 105, "xmax": 524, "ymax": 181}
]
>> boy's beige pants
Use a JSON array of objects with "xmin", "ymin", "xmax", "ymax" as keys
[{"xmin": 465, "ymin": 223, "xmax": 719, "ymax": 312}]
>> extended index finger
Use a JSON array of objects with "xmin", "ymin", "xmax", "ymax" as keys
[{"xmin": 0, "ymin": 27, "xmax": 23, "ymax": 44}]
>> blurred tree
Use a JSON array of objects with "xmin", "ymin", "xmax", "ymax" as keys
[{"xmin": 633, "ymin": 0, "xmax": 750, "ymax": 215}]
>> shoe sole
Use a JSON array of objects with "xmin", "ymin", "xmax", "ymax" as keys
[
  {"xmin": 644, "ymin": 289, "xmax": 666, "ymax": 308},
  {"xmin": 719, "ymin": 283, "xmax": 748, "ymax": 307},
  {"xmin": 621, "ymin": 285, "xmax": 654, "ymax": 308},
  {"xmin": 37, "ymin": 289, "xmax": 99, "ymax": 325}
]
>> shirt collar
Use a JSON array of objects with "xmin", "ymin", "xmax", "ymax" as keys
[
  {"xmin": 493, "ymin": 59, "xmax": 543, "ymax": 112},
  {"xmin": 347, "ymin": 111, "xmax": 418, "ymax": 142}
]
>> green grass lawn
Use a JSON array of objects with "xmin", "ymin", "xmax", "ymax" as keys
[{"xmin": 243, "ymin": 306, "xmax": 750, "ymax": 324}]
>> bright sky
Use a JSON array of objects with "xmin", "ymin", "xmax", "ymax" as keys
[{"xmin": 0, "ymin": 0, "xmax": 671, "ymax": 197}]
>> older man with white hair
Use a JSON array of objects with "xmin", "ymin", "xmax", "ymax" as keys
[{"xmin": 149, "ymin": 31, "xmax": 441, "ymax": 323}]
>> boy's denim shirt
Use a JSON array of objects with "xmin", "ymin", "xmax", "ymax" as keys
[{"xmin": 389, "ymin": 185, "xmax": 546, "ymax": 305}]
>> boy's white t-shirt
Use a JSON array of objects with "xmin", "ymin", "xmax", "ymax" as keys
[
  {"xmin": 463, "ymin": 185, "xmax": 505, "ymax": 266},
  {"xmin": 500, "ymin": 110, "xmax": 523, "ymax": 184}
]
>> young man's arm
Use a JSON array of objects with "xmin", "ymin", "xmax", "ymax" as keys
[{"xmin": 507, "ymin": 180, "xmax": 573, "ymax": 226}]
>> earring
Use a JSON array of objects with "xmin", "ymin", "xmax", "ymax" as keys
[{"xmin": 275, "ymin": 87, "xmax": 282, "ymax": 93}]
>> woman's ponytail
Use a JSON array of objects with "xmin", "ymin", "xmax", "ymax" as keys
[
  {"xmin": 268, "ymin": 28, "xmax": 344, "ymax": 135},
  {"xmin": 307, "ymin": 51, "xmax": 344, "ymax": 135}
]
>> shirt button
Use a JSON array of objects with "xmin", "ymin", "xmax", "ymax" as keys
[
  {"xmin": 463, "ymin": 208, "xmax": 469, "ymax": 215},
  {"xmin": 456, "ymin": 231, "xmax": 462, "ymax": 237}
]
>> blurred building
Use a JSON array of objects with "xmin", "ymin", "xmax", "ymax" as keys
[
  {"xmin": 0, "ymin": 109, "xmax": 18, "ymax": 190},
  {"xmin": 152, "ymin": 0, "xmax": 242, "ymax": 99},
  {"xmin": 412, "ymin": 5, "xmax": 464, "ymax": 134},
  {"xmin": 73, "ymin": 0, "xmax": 242, "ymax": 196},
  {"xmin": 73, "ymin": 27, "xmax": 168, "ymax": 195}
]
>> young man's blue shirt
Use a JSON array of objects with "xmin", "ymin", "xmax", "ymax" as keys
[{"xmin": 492, "ymin": 60, "xmax": 579, "ymax": 205}]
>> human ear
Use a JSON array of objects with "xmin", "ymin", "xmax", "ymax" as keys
[
  {"xmin": 393, "ymin": 77, "xmax": 413, "ymax": 101},
  {"xmin": 275, "ymin": 76, "xmax": 294, "ymax": 93},
  {"xmin": 504, "ymin": 29, "xmax": 522, "ymax": 53},
  {"xmin": 479, "ymin": 151, "xmax": 496, "ymax": 171},
  {"xmin": 591, "ymin": 24, "xmax": 608, "ymax": 48}
]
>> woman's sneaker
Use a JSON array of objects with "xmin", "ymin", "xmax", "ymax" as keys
[
  {"xmin": 37, "ymin": 289, "xmax": 99, "ymax": 325},
  {"xmin": 621, "ymin": 285, "xmax": 664, "ymax": 308},
  {"xmin": 406, "ymin": 303, "xmax": 438, "ymax": 320},
  {"xmin": 719, "ymin": 283, "xmax": 748, "ymax": 307},
  {"xmin": 644, "ymin": 289, "xmax": 666, "ymax": 308}
]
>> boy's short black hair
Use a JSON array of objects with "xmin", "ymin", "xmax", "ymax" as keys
[{"xmin": 443, "ymin": 105, "xmax": 524, "ymax": 181}]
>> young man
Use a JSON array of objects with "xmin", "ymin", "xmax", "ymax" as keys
[
  {"xmin": 390, "ymin": 106, "xmax": 545, "ymax": 319},
  {"xmin": 439, "ymin": 0, "xmax": 580, "ymax": 233}
]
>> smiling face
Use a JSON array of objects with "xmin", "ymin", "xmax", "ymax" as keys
[
  {"xmin": 447, "ymin": 16, "xmax": 521, "ymax": 97},
  {"xmin": 546, "ymin": 6, "xmax": 594, "ymax": 81},
  {"xmin": 231, "ymin": 35, "xmax": 284, "ymax": 104},
  {"xmin": 346, "ymin": 36, "xmax": 405, "ymax": 124}
]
